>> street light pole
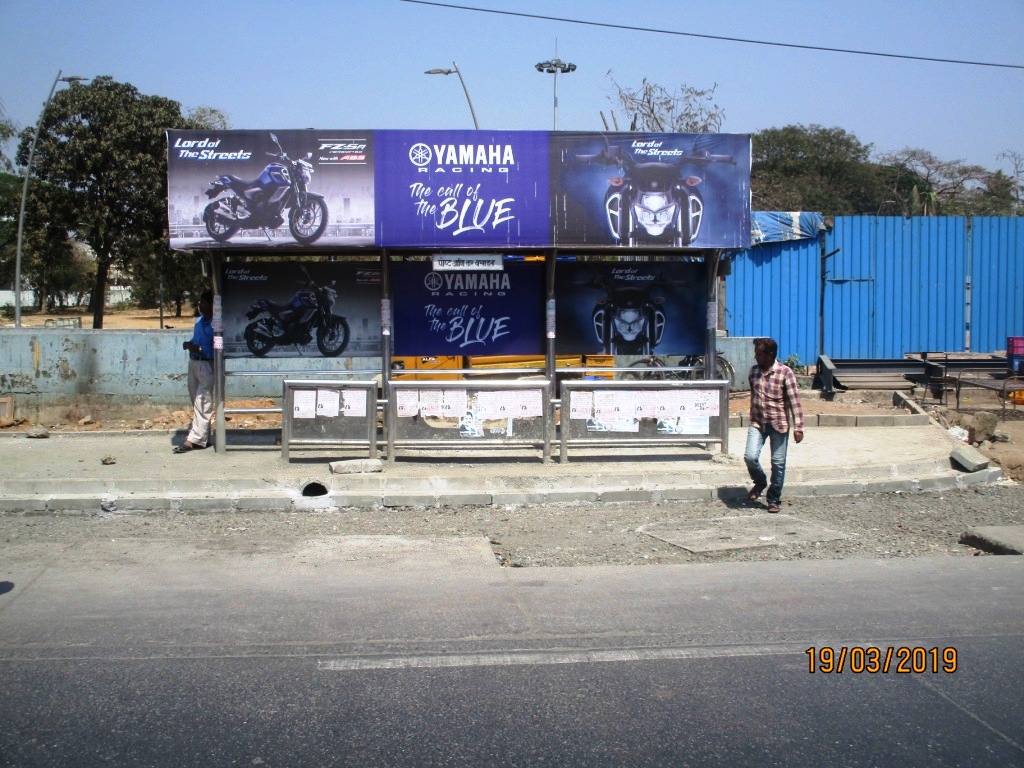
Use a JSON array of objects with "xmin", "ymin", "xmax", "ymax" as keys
[
  {"xmin": 14, "ymin": 70, "xmax": 87, "ymax": 327},
  {"xmin": 425, "ymin": 62, "xmax": 479, "ymax": 129},
  {"xmin": 534, "ymin": 58, "xmax": 576, "ymax": 130}
]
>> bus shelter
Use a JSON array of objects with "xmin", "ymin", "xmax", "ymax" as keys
[{"xmin": 166, "ymin": 128, "xmax": 751, "ymax": 462}]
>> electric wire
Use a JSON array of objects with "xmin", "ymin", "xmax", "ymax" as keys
[{"xmin": 400, "ymin": 0, "xmax": 1024, "ymax": 71}]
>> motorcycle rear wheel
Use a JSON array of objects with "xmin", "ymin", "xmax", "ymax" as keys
[
  {"xmin": 203, "ymin": 203, "xmax": 240, "ymax": 243},
  {"xmin": 244, "ymin": 322, "xmax": 273, "ymax": 357},
  {"xmin": 289, "ymin": 197, "xmax": 329, "ymax": 245},
  {"xmin": 316, "ymin": 316, "xmax": 350, "ymax": 357}
]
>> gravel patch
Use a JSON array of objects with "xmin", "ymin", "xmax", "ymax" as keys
[{"xmin": 3, "ymin": 482, "xmax": 1021, "ymax": 569}]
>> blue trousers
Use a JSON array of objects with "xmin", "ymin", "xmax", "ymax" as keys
[{"xmin": 744, "ymin": 423, "xmax": 790, "ymax": 505}]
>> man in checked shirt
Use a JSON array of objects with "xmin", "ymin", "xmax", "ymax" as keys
[{"xmin": 745, "ymin": 337, "xmax": 805, "ymax": 512}]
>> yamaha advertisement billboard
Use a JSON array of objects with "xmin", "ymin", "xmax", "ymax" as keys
[
  {"xmin": 167, "ymin": 130, "xmax": 750, "ymax": 251},
  {"xmin": 391, "ymin": 261, "xmax": 544, "ymax": 356}
]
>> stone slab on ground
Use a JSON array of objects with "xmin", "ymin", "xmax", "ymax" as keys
[
  {"xmin": 638, "ymin": 513, "xmax": 851, "ymax": 554},
  {"xmin": 960, "ymin": 525, "xmax": 1024, "ymax": 555}
]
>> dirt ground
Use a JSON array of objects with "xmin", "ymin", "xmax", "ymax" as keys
[{"xmin": 3, "ymin": 306, "xmax": 184, "ymax": 331}]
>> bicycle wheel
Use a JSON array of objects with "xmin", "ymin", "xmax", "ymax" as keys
[{"xmin": 625, "ymin": 357, "xmax": 684, "ymax": 381}]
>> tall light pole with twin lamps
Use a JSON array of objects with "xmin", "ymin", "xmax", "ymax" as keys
[
  {"xmin": 14, "ymin": 70, "xmax": 88, "ymax": 326},
  {"xmin": 535, "ymin": 57, "xmax": 576, "ymax": 130},
  {"xmin": 425, "ymin": 62, "xmax": 479, "ymax": 129}
]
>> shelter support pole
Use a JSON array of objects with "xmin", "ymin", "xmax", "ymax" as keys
[
  {"xmin": 707, "ymin": 250, "xmax": 728, "ymax": 455},
  {"xmin": 211, "ymin": 251, "xmax": 226, "ymax": 453},
  {"xmin": 544, "ymin": 247, "xmax": 557, "ymax": 463},
  {"xmin": 380, "ymin": 249, "xmax": 393, "ymax": 459}
]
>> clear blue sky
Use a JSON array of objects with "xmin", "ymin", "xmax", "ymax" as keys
[{"xmin": 2, "ymin": 0, "xmax": 1022, "ymax": 175}]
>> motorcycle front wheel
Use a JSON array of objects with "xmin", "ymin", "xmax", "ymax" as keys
[
  {"xmin": 203, "ymin": 202, "xmax": 240, "ymax": 243},
  {"xmin": 316, "ymin": 315, "xmax": 350, "ymax": 357},
  {"xmin": 289, "ymin": 197, "xmax": 329, "ymax": 245},
  {"xmin": 244, "ymin": 322, "xmax": 273, "ymax": 357}
]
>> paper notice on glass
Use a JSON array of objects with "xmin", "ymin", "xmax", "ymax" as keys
[
  {"xmin": 316, "ymin": 388, "xmax": 340, "ymax": 417},
  {"xmin": 442, "ymin": 389, "xmax": 468, "ymax": 418},
  {"xmin": 569, "ymin": 390, "xmax": 593, "ymax": 419},
  {"xmin": 396, "ymin": 389, "xmax": 419, "ymax": 417},
  {"xmin": 474, "ymin": 391, "xmax": 502, "ymax": 420},
  {"xmin": 653, "ymin": 389, "xmax": 686, "ymax": 418},
  {"xmin": 342, "ymin": 388, "xmax": 367, "ymax": 417},
  {"xmin": 594, "ymin": 389, "xmax": 637, "ymax": 420},
  {"xmin": 292, "ymin": 390, "xmax": 316, "ymax": 419},
  {"xmin": 682, "ymin": 389, "xmax": 720, "ymax": 416},
  {"xmin": 656, "ymin": 416, "xmax": 710, "ymax": 435},
  {"xmin": 419, "ymin": 389, "xmax": 443, "ymax": 417},
  {"xmin": 515, "ymin": 389, "xmax": 544, "ymax": 418}
]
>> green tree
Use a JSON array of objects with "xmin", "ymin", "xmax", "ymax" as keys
[
  {"xmin": 0, "ymin": 114, "xmax": 16, "ymax": 174},
  {"xmin": 129, "ymin": 104, "xmax": 228, "ymax": 319},
  {"xmin": 16, "ymin": 77, "xmax": 196, "ymax": 328},
  {"xmin": 0, "ymin": 172, "xmax": 21, "ymax": 283},
  {"xmin": 751, "ymin": 124, "xmax": 888, "ymax": 214},
  {"xmin": 605, "ymin": 75, "xmax": 725, "ymax": 133},
  {"xmin": 876, "ymin": 148, "xmax": 989, "ymax": 216}
]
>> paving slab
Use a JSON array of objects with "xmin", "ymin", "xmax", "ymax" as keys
[
  {"xmin": 960, "ymin": 526, "xmax": 1024, "ymax": 555},
  {"xmin": 638, "ymin": 513, "xmax": 852, "ymax": 554}
]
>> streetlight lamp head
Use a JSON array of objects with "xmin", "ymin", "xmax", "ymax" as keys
[
  {"xmin": 425, "ymin": 68, "xmax": 455, "ymax": 75},
  {"xmin": 60, "ymin": 76, "xmax": 88, "ymax": 84},
  {"xmin": 535, "ymin": 58, "xmax": 575, "ymax": 75}
]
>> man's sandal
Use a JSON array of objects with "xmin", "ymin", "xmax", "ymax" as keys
[
  {"xmin": 172, "ymin": 442, "xmax": 203, "ymax": 454},
  {"xmin": 748, "ymin": 482, "xmax": 767, "ymax": 501},
  {"xmin": 767, "ymin": 503, "xmax": 781, "ymax": 513}
]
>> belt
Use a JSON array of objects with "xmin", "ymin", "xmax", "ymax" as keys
[{"xmin": 190, "ymin": 355, "xmax": 212, "ymax": 361}]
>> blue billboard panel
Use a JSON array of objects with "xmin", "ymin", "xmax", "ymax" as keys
[
  {"xmin": 373, "ymin": 130, "xmax": 551, "ymax": 248},
  {"xmin": 392, "ymin": 261, "xmax": 544, "ymax": 356},
  {"xmin": 555, "ymin": 261, "xmax": 706, "ymax": 355},
  {"xmin": 550, "ymin": 133, "xmax": 751, "ymax": 249}
]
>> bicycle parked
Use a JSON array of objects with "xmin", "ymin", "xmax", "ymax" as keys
[{"xmin": 622, "ymin": 353, "xmax": 735, "ymax": 385}]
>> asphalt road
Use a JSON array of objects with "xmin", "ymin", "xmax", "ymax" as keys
[{"xmin": 1, "ymin": 533, "xmax": 1022, "ymax": 767}]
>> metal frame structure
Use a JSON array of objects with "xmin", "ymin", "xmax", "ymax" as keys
[{"xmin": 199, "ymin": 248, "xmax": 730, "ymax": 463}]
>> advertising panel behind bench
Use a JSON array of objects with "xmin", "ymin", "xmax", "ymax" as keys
[{"xmin": 167, "ymin": 130, "xmax": 750, "ymax": 251}]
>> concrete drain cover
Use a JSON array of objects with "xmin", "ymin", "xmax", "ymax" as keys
[{"xmin": 639, "ymin": 514, "xmax": 851, "ymax": 554}]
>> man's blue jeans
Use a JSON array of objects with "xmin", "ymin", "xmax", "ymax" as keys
[{"xmin": 744, "ymin": 423, "xmax": 790, "ymax": 505}]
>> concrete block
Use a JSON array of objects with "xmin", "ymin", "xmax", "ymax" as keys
[
  {"xmin": 894, "ymin": 414, "xmax": 932, "ymax": 426},
  {"xmin": 861, "ymin": 479, "xmax": 921, "ymax": 494},
  {"xmin": 663, "ymin": 487, "xmax": 716, "ymax": 501},
  {"xmin": 817, "ymin": 414, "xmax": 857, "ymax": 427},
  {"xmin": 329, "ymin": 458, "xmax": 385, "ymax": 475},
  {"xmin": 491, "ymin": 492, "xmax": 548, "ymax": 505},
  {"xmin": 544, "ymin": 490, "xmax": 600, "ymax": 503},
  {"xmin": 599, "ymin": 489, "xmax": 653, "ymax": 502},
  {"xmin": 856, "ymin": 414, "xmax": 896, "ymax": 427},
  {"xmin": 329, "ymin": 493, "xmax": 384, "ymax": 508},
  {"xmin": 950, "ymin": 444, "xmax": 990, "ymax": 472},
  {"xmin": 918, "ymin": 476, "xmax": 959, "ymax": 492}
]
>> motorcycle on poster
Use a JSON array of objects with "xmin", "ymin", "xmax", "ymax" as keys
[
  {"xmin": 203, "ymin": 132, "xmax": 329, "ymax": 245},
  {"xmin": 551, "ymin": 133, "xmax": 750, "ymax": 250},
  {"xmin": 219, "ymin": 263, "xmax": 382, "ymax": 359}
]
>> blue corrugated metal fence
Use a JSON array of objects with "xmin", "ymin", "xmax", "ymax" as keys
[{"xmin": 726, "ymin": 216, "xmax": 1024, "ymax": 365}]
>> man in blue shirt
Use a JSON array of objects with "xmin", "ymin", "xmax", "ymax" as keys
[{"xmin": 174, "ymin": 290, "xmax": 214, "ymax": 453}]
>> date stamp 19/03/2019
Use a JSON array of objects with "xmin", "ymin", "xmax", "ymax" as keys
[{"xmin": 806, "ymin": 646, "xmax": 958, "ymax": 674}]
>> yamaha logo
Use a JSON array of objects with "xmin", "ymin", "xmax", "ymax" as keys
[
  {"xmin": 409, "ymin": 143, "xmax": 432, "ymax": 167},
  {"xmin": 423, "ymin": 272, "xmax": 444, "ymax": 291}
]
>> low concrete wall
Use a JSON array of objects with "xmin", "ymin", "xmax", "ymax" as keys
[
  {"xmin": 0, "ymin": 329, "xmax": 759, "ymax": 421},
  {"xmin": 0, "ymin": 328, "xmax": 380, "ymax": 422}
]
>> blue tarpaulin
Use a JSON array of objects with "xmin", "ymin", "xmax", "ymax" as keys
[{"xmin": 750, "ymin": 212, "xmax": 824, "ymax": 245}]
